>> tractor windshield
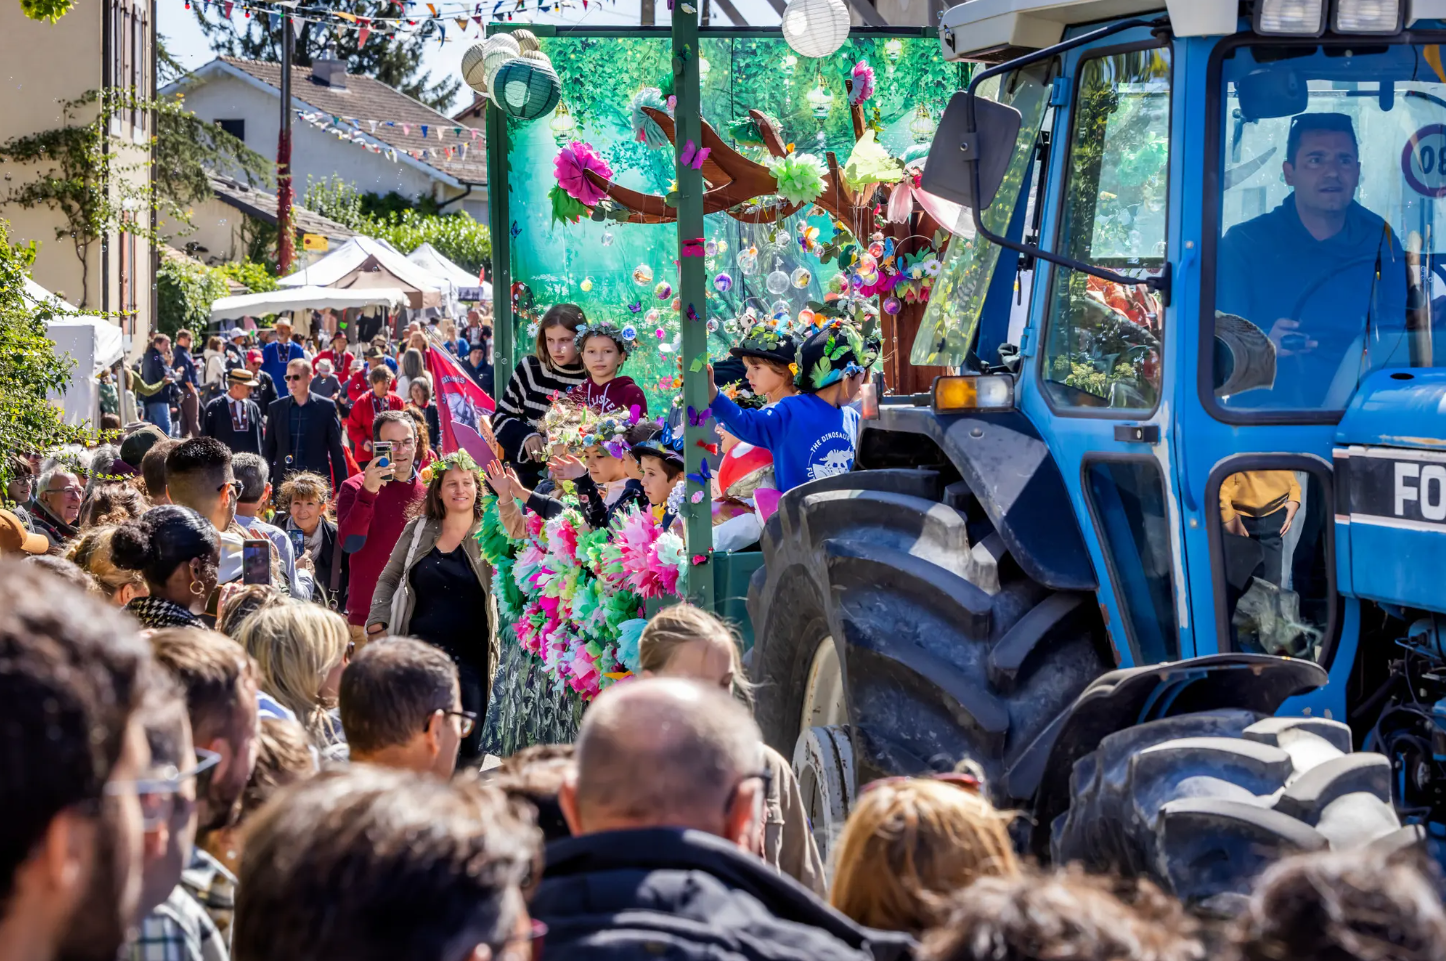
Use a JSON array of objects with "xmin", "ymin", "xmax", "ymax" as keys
[{"xmin": 1212, "ymin": 42, "xmax": 1442, "ymax": 415}]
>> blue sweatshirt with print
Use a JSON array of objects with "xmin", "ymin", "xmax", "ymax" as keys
[{"xmin": 709, "ymin": 392, "xmax": 860, "ymax": 492}]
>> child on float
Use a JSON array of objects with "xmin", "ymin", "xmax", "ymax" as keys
[
  {"xmin": 484, "ymin": 407, "xmax": 650, "ymax": 531},
  {"xmin": 711, "ymin": 387, "xmax": 777, "ymax": 552},
  {"xmin": 492, "ymin": 303, "xmax": 589, "ymax": 488},
  {"xmin": 628, "ymin": 433, "xmax": 686, "ymax": 534},
  {"xmin": 706, "ymin": 319, "xmax": 878, "ymax": 492},
  {"xmin": 566, "ymin": 320, "xmax": 649, "ymax": 416}
]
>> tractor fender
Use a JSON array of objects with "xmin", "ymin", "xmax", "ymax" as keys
[
  {"xmin": 1019, "ymin": 653, "xmax": 1328, "ymax": 857},
  {"xmin": 857, "ymin": 405, "xmax": 1096, "ymax": 592}
]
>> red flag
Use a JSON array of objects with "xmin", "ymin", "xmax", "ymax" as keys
[{"xmin": 426, "ymin": 343, "xmax": 498, "ymax": 470}]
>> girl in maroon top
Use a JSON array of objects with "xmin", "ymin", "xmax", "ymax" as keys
[{"xmin": 566, "ymin": 320, "xmax": 649, "ymax": 416}]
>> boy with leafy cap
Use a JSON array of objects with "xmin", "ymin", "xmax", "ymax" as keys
[{"xmin": 706, "ymin": 318, "xmax": 878, "ymax": 493}]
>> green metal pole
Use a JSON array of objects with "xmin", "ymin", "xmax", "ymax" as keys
[
  {"xmin": 485, "ymin": 97, "xmax": 514, "ymax": 385},
  {"xmin": 673, "ymin": 1, "xmax": 714, "ymax": 607}
]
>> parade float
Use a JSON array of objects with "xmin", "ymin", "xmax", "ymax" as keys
[{"xmin": 468, "ymin": 11, "xmax": 970, "ymax": 749}]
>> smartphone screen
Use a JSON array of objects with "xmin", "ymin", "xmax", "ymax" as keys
[
  {"xmin": 242, "ymin": 539, "xmax": 271, "ymax": 585},
  {"xmin": 287, "ymin": 529, "xmax": 306, "ymax": 557}
]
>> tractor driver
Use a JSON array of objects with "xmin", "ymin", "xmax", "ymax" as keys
[{"xmin": 1215, "ymin": 112, "xmax": 1407, "ymax": 410}]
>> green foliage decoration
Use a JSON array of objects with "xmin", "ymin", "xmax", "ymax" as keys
[
  {"xmin": 214, "ymin": 260, "xmax": 280, "ymax": 293},
  {"xmin": 19, "ymin": 0, "xmax": 74, "ymax": 22},
  {"xmin": 157, "ymin": 255, "xmax": 229, "ymax": 339}
]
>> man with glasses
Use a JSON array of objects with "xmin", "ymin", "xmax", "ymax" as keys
[
  {"xmin": 535, "ymin": 679, "xmax": 905, "ymax": 961},
  {"xmin": 233, "ymin": 768, "xmax": 538, "ymax": 961},
  {"xmin": 0, "ymin": 562, "xmax": 153, "ymax": 961},
  {"xmin": 338, "ymin": 636, "xmax": 469, "ymax": 777},
  {"xmin": 336, "ymin": 411, "xmax": 426, "ymax": 632},
  {"xmin": 148, "ymin": 629, "xmax": 260, "ymax": 948},
  {"xmin": 1216, "ymin": 112, "xmax": 1408, "ymax": 409},
  {"xmin": 262, "ymin": 359, "xmax": 349, "ymax": 490},
  {"xmin": 126, "ymin": 683, "xmax": 227, "ymax": 961},
  {"xmin": 30, "ymin": 465, "xmax": 85, "ymax": 550}
]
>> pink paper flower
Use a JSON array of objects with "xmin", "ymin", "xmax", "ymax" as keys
[
  {"xmin": 849, "ymin": 60, "xmax": 875, "ymax": 106},
  {"xmin": 554, "ymin": 141, "xmax": 613, "ymax": 207}
]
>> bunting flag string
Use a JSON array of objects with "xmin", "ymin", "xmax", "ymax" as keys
[
  {"xmin": 188, "ymin": 0, "xmax": 599, "ymax": 33},
  {"xmin": 291, "ymin": 109, "xmax": 488, "ymax": 172}
]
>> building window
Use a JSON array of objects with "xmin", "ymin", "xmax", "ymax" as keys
[{"xmin": 215, "ymin": 119, "xmax": 245, "ymax": 142}]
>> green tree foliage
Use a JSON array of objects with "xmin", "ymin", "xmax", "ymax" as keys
[
  {"xmin": 157, "ymin": 255, "xmax": 229, "ymax": 339},
  {"xmin": 215, "ymin": 260, "xmax": 280, "ymax": 293},
  {"xmin": 190, "ymin": 2, "xmax": 459, "ymax": 111},
  {"xmin": 0, "ymin": 89, "xmax": 269, "ymax": 307},
  {"xmin": 303, "ymin": 174, "xmax": 490, "ymax": 274},
  {"xmin": 19, "ymin": 0, "xmax": 74, "ymax": 21},
  {"xmin": 0, "ymin": 221, "xmax": 104, "ymax": 489}
]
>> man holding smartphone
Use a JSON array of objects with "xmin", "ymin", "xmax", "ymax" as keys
[{"xmin": 335, "ymin": 411, "xmax": 426, "ymax": 633}]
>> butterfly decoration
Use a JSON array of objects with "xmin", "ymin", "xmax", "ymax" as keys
[
  {"xmin": 686, "ymin": 405, "xmax": 712, "ymax": 427},
  {"xmin": 659, "ymin": 422, "xmax": 683, "ymax": 451},
  {"xmin": 690, "ymin": 549, "xmax": 713, "ymax": 565},
  {"xmin": 679, "ymin": 140, "xmax": 711, "ymax": 170},
  {"xmin": 690, "ymin": 490, "xmax": 706, "ymax": 503},
  {"xmin": 681, "ymin": 237, "xmax": 706, "ymax": 258},
  {"xmin": 685, "ymin": 303, "xmax": 700, "ymax": 322},
  {"xmin": 687, "ymin": 456, "xmax": 712, "ymax": 488},
  {"xmin": 627, "ymin": 300, "xmax": 643, "ymax": 314},
  {"xmin": 695, "ymin": 440, "xmax": 718, "ymax": 455},
  {"xmin": 509, "ymin": 220, "xmax": 521, "ymax": 240}
]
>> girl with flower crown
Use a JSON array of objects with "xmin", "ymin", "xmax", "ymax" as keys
[
  {"xmin": 566, "ymin": 320, "xmax": 649, "ymax": 416},
  {"xmin": 493, "ymin": 303, "xmax": 589, "ymax": 489}
]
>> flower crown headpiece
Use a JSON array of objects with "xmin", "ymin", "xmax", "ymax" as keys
[
  {"xmin": 419, "ymin": 448, "xmax": 481, "ymax": 485},
  {"xmin": 578, "ymin": 410, "xmax": 634, "ymax": 459},
  {"xmin": 574, "ymin": 319, "xmax": 639, "ymax": 354}
]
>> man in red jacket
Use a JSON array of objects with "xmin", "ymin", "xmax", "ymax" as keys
[
  {"xmin": 336, "ymin": 410, "xmax": 426, "ymax": 631},
  {"xmin": 347, "ymin": 366, "xmax": 404, "ymax": 466}
]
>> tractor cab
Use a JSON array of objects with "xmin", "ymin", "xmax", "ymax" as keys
[{"xmin": 748, "ymin": 0, "xmax": 1446, "ymax": 893}]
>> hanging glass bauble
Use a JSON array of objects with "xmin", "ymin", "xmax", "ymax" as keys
[
  {"xmin": 829, "ymin": 271, "xmax": 850, "ymax": 293},
  {"xmin": 633, "ymin": 264, "xmax": 654, "ymax": 285},
  {"xmin": 645, "ymin": 309, "xmax": 661, "ymax": 325},
  {"xmin": 766, "ymin": 268, "xmax": 791, "ymax": 295},
  {"xmin": 713, "ymin": 272, "xmax": 733, "ymax": 293},
  {"xmin": 791, "ymin": 267, "xmax": 812, "ymax": 289},
  {"xmin": 704, "ymin": 239, "xmax": 719, "ymax": 257},
  {"xmin": 882, "ymin": 295, "xmax": 903, "ymax": 315},
  {"xmin": 737, "ymin": 248, "xmax": 759, "ymax": 275},
  {"xmin": 706, "ymin": 318, "xmax": 719, "ymax": 332},
  {"xmin": 771, "ymin": 299, "xmax": 791, "ymax": 317},
  {"xmin": 655, "ymin": 281, "xmax": 672, "ymax": 300},
  {"xmin": 601, "ymin": 229, "xmax": 615, "ymax": 247},
  {"xmin": 579, "ymin": 276, "xmax": 593, "ymax": 293}
]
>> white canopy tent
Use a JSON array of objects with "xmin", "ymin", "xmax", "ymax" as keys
[
  {"xmin": 25, "ymin": 278, "xmax": 126, "ymax": 426},
  {"xmin": 279, "ymin": 236, "xmax": 456, "ymax": 314},
  {"xmin": 407, "ymin": 242, "xmax": 491, "ymax": 303},
  {"xmin": 210, "ymin": 285, "xmax": 409, "ymax": 322}
]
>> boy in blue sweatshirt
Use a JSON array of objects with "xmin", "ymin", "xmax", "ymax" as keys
[{"xmin": 707, "ymin": 320, "xmax": 878, "ymax": 492}]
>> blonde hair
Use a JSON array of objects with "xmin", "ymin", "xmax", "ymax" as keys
[
  {"xmin": 234, "ymin": 602, "xmax": 350, "ymax": 744},
  {"xmin": 277, "ymin": 471, "xmax": 332, "ymax": 513},
  {"xmin": 830, "ymin": 778, "xmax": 1019, "ymax": 935},
  {"xmin": 67, "ymin": 526, "xmax": 146, "ymax": 600},
  {"xmin": 637, "ymin": 603, "xmax": 753, "ymax": 702}
]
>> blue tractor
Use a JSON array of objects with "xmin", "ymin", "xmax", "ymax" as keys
[{"xmin": 748, "ymin": 0, "xmax": 1446, "ymax": 904}]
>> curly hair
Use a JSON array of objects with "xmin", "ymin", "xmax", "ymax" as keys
[{"xmin": 79, "ymin": 482, "xmax": 149, "ymax": 529}]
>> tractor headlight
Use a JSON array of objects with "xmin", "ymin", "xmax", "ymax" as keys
[
  {"xmin": 1254, "ymin": 0, "xmax": 1327, "ymax": 35},
  {"xmin": 932, "ymin": 374, "xmax": 1014, "ymax": 413},
  {"xmin": 1332, "ymin": 0, "xmax": 1404, "ymax": 34}
]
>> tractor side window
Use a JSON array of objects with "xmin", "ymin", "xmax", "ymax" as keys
[
  {"xmin": 1218, "ymin": 469, "xmax": 1331, "ymax": 662},
  {"xmin": 1043, "ymin": 48, "xmax": 1170, "ymax": 412},
  {"xmin": 1085, "ymin": 459, "xmax": 1179, "ymax": 664}
]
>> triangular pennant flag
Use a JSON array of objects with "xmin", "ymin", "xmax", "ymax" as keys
[
  {"xmin": 334, "ymin": 10, "xmax": 356, "ymax": 21},
  {"xmin": 470, "ymin": 128, "xmax": 480, "ymax": 140},
  {"xmin": 369, "ymin": 119, "xmax": 378, "ymax": 132},
  {"xmin": 357, "ymin": 18, "xmax": 371, "ymax": 46},
  {"xmin": 421, "ymin": 124, "xmax": 428, "ymax": 138},
  {"xmin": 460, "ymin": 143, "xmax": 468, "ymax": 159},
  {"xmin": 426, "ymin": 2, "xmax": 437, "ymax": 13},
  {"xmin": 456, "ymin": 18, "xmax": 468, "ymax": 31},
  {"xmin": 438, "ymin": 23, "xmax": 445, "ymax": 44},
  {"xmin": 290, "ymin": 14, "xmax": 304, "ymax": 40},
  {"xmin": 402, "ymin": 123, "xmax": 411, "ymax": 135},
  {"xmin": 222, "ymin": 0, "xmax": 233, "ymax": 16}
]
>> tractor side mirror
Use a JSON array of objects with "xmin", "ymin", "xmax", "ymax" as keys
[{"xmin": 920, "ymin": 91, "xmax": 1023, "ymax": 212}]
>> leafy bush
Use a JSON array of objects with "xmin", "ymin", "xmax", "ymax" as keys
[
  {"xmin": 0, "ymin": 220, "xmax": 106, "ymax": 489},
  {"xmin": 214, "ymin": 259, "xmax": 279, "ymax": 293},
  {"xmin": 157, "ymin": 255, "xmax": 228, "ymax": 339},
  {"xmin": 303, "ymin": 175, "xmax": 491, "ymax": 276}
]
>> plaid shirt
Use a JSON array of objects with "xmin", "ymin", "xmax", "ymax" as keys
[
  {"xmin": 128, "ymin": 884, "xmax": 228, "ymax": 961},
  {"xmin": 180, "ymin": 848, "xmax": 237, "ymax": 949}
]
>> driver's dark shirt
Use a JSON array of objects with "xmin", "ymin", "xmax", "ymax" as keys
[{"xmin": 1217, "ymin": 193, "xmax": 1406, "ymax": 408}]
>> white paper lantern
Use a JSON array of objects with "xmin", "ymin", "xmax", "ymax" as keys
[
  {"xmin": 512, "ymin": 28, "xmax": 540, "ymax": 53},
  {"xmin": 461, "ymin": 43, "xmax": 490, "ymax": 94},
  {"xmin": 483, "ymin": 39, "xmax": 522, "ymax": 100},
  {"xmin": 781, "ymin": 0, "xmax": 850, "ymax": 59}
]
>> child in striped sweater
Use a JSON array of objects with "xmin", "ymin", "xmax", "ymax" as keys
[{"xmin": 491, "ymin": 303, "xmax": 588, "ymax": 488}]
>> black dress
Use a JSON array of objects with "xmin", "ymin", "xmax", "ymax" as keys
[{"xmin": 407, "ymin": 544, "xmax": 490, "ymax": 760}]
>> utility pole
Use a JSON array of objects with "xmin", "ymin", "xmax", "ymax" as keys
[{"xmin": 276, "ymin": 13, "xmax": 295, "ymax": 275}]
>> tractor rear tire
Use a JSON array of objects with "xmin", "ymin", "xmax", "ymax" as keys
[
  {"xmin": 1052, "ymin": 711, "xmax": 1409, "ymax": 905},
  {"xmin": 748, "ymin": 469, "xmax": 1113, "ymax": 857}
]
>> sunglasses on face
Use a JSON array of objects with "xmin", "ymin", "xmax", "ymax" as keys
[
  {"xmin": 432, "ymin": 709, "xmax": 478, "ymax": 738},
  {"xmin": 285, "ymin": 374, "xmax": 307, "ymax": 382}
]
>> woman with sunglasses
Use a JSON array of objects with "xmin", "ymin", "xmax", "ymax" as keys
[
  {"xmin": 111, "ymin": 505, "xmax": 221, "ymax": 629},
  {"xmin": 234, "ymin": 603, "xmax": 352, "ymax": 749},
  {"xmin": 637, "ymin": 603, "xmax": 826, "ymax": 896}
]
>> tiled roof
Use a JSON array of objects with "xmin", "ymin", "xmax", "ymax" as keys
[
  {"xmin": 219, "ymin": 57, "xmax": 487, "ymax": 185},
  {"xmin": 209, "ymin": 176, "xmax": 356, "ymax": 240}
]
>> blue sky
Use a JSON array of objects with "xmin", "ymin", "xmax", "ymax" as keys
[{"xmin": 157, "ymin": 0, "xmax": 784, "ymax": 113}]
